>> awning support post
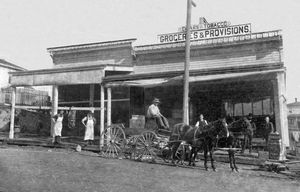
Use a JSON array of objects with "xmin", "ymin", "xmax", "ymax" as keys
[
  {"xmin": 9, "ymin": 86, "xmax": 16, "ymax": 139},
  {"xmin": 272, "ymin": 72, "xmax": 288, "ymax": 160},
  {"xmin": 107, "ymin": 87, "xmax": 111, "ymax": 127},
  {"xmin": 100, "ymin": 85, "xmax": 105, "ymax": 148},
  {"xmin": 51, "ymin": 85, "xmax": 58, "ymax": 137}
]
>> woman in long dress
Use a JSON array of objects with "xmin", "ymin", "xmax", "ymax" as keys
[
  {"xmin": 52, "ymin": 110, "xmax": 64, "ymax": 145},
  {"xmin": 82, "ymin": 111, "xmax": 96, "ymax": 145}
]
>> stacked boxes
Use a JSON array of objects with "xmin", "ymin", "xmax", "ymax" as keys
[
  {"xmin": 258, "ymin": 151, "xmax": 269, "ymax": 160},
  {"xmin": 129, "ymin": 115, "xmax": 145, "ymax": 129}
]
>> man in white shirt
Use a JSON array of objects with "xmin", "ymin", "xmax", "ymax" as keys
[
  {"xmin": 195, "ymin": 114, "xmax": 208, "ymax": 129},
  {"xmin": 147, "ymin": 98, "xmax": 169, "ymax": 130}
]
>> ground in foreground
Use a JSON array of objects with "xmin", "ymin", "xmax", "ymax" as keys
[{"xmin": 0, "ymin": 145, "xmax": 299, "ymax": 192}]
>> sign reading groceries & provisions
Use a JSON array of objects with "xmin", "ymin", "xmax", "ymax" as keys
[{"xmin": 157, "ymin": 17, "xmax": 251, "ymax": 44}]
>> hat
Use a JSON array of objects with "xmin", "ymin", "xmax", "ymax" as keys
[{"xmin": 152, "ymin": 98, "xmax": 160, "ymax": 103}]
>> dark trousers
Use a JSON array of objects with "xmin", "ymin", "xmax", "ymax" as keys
[
  {"xmin": 54, "ymin": 136, "xmax": 61, "ymax": 144},
  {"xmin": 86, "ymin": 140, "xmax": 94, "ymax": 145}
]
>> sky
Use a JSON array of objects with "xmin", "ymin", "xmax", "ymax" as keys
[{"xmin": 0, "ymin": 0, "xmax": 299, "ymax": 102}]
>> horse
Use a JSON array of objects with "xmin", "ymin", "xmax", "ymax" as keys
[
  {"xmin": 216, "ymin": 133, "xmax": 239, "ymax": 172},
  {"xmin": 227, "ymin": 118, "xmax": 253, "ymax": 153},
  {"xmin": 169, "ymin": 118, "xmax": 229, "ymax": 171},
  {"xmin": 213, "ymin": 118, "xmax": 253, "ymax": 172}
]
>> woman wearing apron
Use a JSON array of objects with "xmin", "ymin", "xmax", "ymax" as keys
[
  {"xmin": 82, "ymin": 111, "xmax": 96, "ymax": 145},
  {"xmin": 52, "ymin": 110, "xmax": 64, "ymax": 145}
]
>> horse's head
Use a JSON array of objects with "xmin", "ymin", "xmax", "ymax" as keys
[
  {"xmin": 211, "ymin": 118, "xmax": 229, "ymax": 138},
  {"xmin": 228, "ymin": 117, "xmax": 252, "ymax": 134}
]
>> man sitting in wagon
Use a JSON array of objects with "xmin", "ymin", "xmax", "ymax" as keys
[{"xmin": 147, "ymin": 98, "xmax": 169, "ymax": 130}]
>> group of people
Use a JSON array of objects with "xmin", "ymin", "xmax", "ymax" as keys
[
  {"xmin": 52, "ymin": 97, "xmax": 275, "ymax": 148},
  {"xmin": 147, "ymin": 97, "xmax": 275, "ymax": 147},
  {"xmin": 52, "ymin": 110, "xmax": 96, "ymax": 145}
]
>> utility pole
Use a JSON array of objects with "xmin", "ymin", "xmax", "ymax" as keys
[{"xmin": 183, "ymin": 0, "xmax": 196, "ymax": 124}]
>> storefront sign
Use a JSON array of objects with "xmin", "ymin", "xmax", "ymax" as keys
[
  {"xmin": 178, "ymin": 21, "xmax": 231, "ymax": 32},
  {"xmin": 158, "ymin": 23, "xmax": 251, "ymax": 44}
]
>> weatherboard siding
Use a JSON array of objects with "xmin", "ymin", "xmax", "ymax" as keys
[
  {"xmin": 134, "ymin": 40, "xmax": 282, "ymax": 74},
  {"xmin": 52, "ymin": 47, "xmax": 133, "ymax": 67}
]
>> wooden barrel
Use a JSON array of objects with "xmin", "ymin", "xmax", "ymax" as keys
[
  {"xmin": 268, "ymin": 132, "xmax": 281, "ymax": 160},
  {"xmin": 296, "ymin": 142, "xmax": 300, "ymax": 157}
]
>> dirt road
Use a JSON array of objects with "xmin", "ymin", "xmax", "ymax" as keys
[{"xmin": 0, "ymin": 145, "xmax": 299, "ymax": 192}]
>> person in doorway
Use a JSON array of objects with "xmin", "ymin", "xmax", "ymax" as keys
[
  {"xmin": 52, "ymin": 110, "xmax": 64, "ymax": 145},
  {"xmin": 195, "ymin": 114, "xmax": 208, "ymax": 129},
  {"xmin": 263, "ymin": 116, "xmax": 274, "ymax": 149},
  {"xmin": 244, "ymin": 113, "xmax": 256, "ymax": 153},
  {"xmin": 82, "ymin": 111, "xmax": 96, "ymax": 145},
  {"xmin": 247, "ymin": 113, "xmax": 256, "ymax": 135},
  {"xmin": 147, "ymin": 98, "xmax": 169, "ymax": 130}
]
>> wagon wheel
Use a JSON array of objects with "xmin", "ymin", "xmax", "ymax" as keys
[
  {"xmin": 123, "ymin": 136, "xmax": 140, "ymax": 160},
  {"xmin": 135, "ymin": 131, "xmax": 158, "ymax": 162},
  {"xmin": 158, "ymin": 143, "xmax": 172, "ymax": 163},
  {"xmin": 100, "ymin": 125, "xmax": 126, "ymax": 159}
]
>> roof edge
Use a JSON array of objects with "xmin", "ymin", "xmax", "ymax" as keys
[
  {"xmin": 0, "ymin": 60, "xmax": 26, "ymax": 71},
  {"xmin": 134, "ymin": 30, "xmax": 282, "ymax": 53},
  {"xmin": 9, "ymin": 64, "xmax": 133, "ymax": 76},
  {"xmin": 103, "ymin": 63, "xmax": 284, "ymax": 83},
  {"xmin": 47, "ymin": 38, "xmax": 137, "ymax": 54}
]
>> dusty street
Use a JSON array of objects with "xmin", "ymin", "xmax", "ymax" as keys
[{"xmin": 0, "ymin": 145, "xmax": 299, "ymax": 192}]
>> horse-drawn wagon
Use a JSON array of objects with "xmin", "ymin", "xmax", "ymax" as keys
[
  {"xmin": 98, "ymin": 123, "xmax": 175, "ymax": 163},
  {"xmin": 98, "ymin": 118, "xmax": 245, "ymax": 172}
]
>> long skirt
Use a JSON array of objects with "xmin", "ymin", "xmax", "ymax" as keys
[
  {"xmin": 53, "ymin": 122, "xmax": 62, "ymax": 137},
  {"xmin": 84, "ymin": 120, "xmax": 94, "ymax": 141}
]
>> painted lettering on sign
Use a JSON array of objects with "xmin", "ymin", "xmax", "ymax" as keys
[{"xmin": 158, "ymin": 23, "xmax": 251, "ymax": 44}]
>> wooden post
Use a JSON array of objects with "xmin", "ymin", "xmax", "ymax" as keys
[
  {"xmin": 107, "ymin": 87, "xmax": 112, "ymax": 127},
  {"xmin": 89, "ymin": 84, "xmax": 95, "ymax": 107},
  {"xmin": 183, "ymin": 0, "xmax": 192, "ymax": 124},
  {"xmin": 272, "ymin": 72, "xmax": 288, "ymax": 160},
  {"xmin": 100, "ymin": 85, "xmax": 105, "ymax": 147},
  {"xmin": 9, "ymin": 87, "xmax": 16, "ymax": 139},
  {"xmin": 51, "ymin": 85, "xmax": 58, "ymax": 137}
]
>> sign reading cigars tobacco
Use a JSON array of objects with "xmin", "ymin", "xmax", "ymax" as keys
[{"xmin": 157, "ymin": 17, "xmax": 251, "ymax": 44}]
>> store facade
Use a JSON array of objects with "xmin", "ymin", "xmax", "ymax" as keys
[
  {"xmin": 104, "ymin": 24, "xmax": 288, "ymax": 152},
  {"xmin": 8, "ymin": 19, "xmax": 288, "ymax": 156}
]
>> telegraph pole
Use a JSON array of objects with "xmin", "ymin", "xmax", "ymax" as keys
[{"xmin": 183, "ymin": 0, "xmax": 196, "ymax": 124}]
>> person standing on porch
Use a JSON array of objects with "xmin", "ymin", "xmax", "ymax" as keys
[
  {"xmin": 82, "ymin": 111, "xmax": 96, "ymax": 145},
  {"xmin": 147, "ymin": 98, "xmax": 169, "ymax": 130},
  {"xmin": 247, "ymin": 113, "xmax": 256, "ymax": 135},
  {"xmin": 195, "ymin": 114, "xmax": 208, "ymax": 129},
  {"xmin": 52, "ymin": 110, "xmax": 64, "ymax": 145},
  {"xmin": 263, "ymin": 116, "xmax": 274, "ymax": 149}
]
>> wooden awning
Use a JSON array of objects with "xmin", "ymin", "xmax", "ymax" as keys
[
  {"xmin": 9, "ymin": 65, "xmax": 133, "ymax": 86},
  {"xmin": 105, "ymin": 68, "xmax": 285, "ymax": 88}
]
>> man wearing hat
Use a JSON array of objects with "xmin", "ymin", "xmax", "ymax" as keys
[
  {"xmin": 147, "ymin": 98, "xmax": 169, "ymax": 130},
  {"xmin": 247, "ymin": 113, "xmax": 256, "ymax": 135}
]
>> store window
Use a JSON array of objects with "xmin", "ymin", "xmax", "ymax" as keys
[
  {"xmin": 243, "ymin": 102, "xmax": 252, "ymax": 115},
  {"xmin": 224, "ymin": 97, "xmax": 273, "ymax": 117},
  {"xmin": 288, "ymin": 118, "xmax": 294, "ymax": 125},
  {"xmin": 253, "ymin": 101, "xmax": 262, "ymax": 115},
  {"xmin": 263, "ymin": 98, "xmax": 271, "ymax": 115},
  {"xmin": 234, "ymin": 103, "xmax": 243, "ymax": 116}
]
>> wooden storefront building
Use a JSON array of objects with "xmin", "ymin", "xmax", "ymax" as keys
[{"xmin": 8, "ymin": 23, "xmax": 289, "ymax": 156}]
